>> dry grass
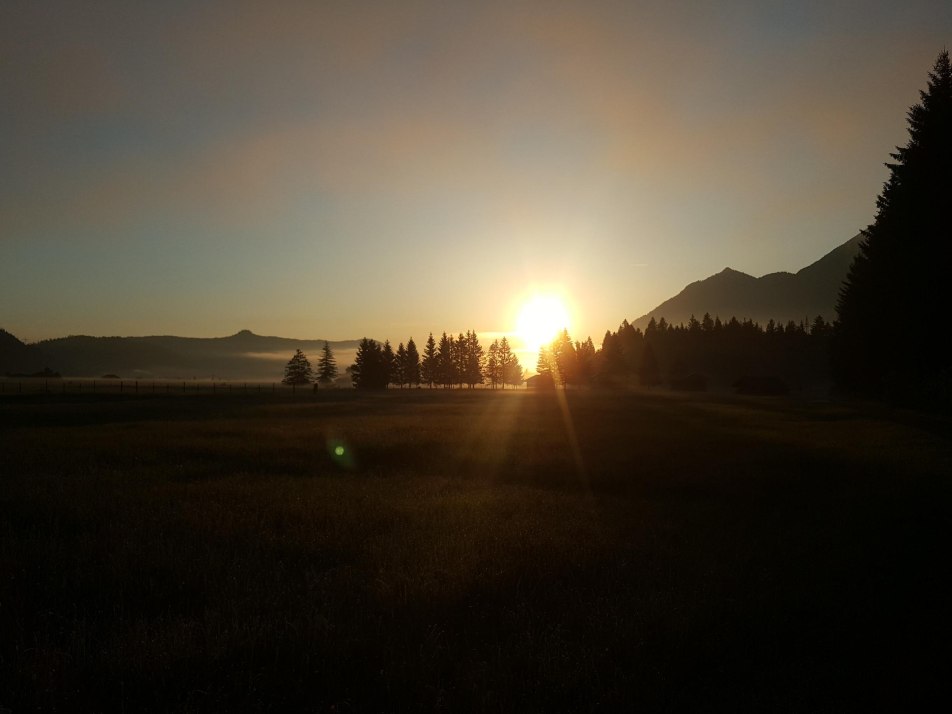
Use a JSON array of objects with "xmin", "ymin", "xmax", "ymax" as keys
[{"xmin": 1, "ymin": 390, "xmax": 949, "ymax": 711}]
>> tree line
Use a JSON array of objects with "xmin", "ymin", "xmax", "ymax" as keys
[
  {"xmin": 282, "ymin": 342, "xmax": 338, "ymax": 386},
  {"xmin": 589, "ymin": 314, "xmax": 833, "ymax": 392},
  {"xmin": 351, "ymin": 332, "xmax": 524, "ymax": 390},
  {"xmin": 282, "ymin": 332, "xmax": 525, "ymax": 390}
]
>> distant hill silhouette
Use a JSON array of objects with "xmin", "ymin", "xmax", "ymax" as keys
[
  {"xmin": 26, "ymin": 330, "xmax": 361, "ymax": 379},
  {"xmin": 0, "ymin": 328, "xmax": 48, "ymax": 375},
  {"xmin": 633, "ymin": 233, "xmax": 863, "ymax": 329}
]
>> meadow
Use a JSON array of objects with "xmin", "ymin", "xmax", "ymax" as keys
[{"xmin": 1, "ymin": 389, "xmax": 949, "ymax": 712}]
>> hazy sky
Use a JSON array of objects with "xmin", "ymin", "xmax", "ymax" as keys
[{"xmin": 2, "ymin": 0, "xmax": 950, "ymax": 345}]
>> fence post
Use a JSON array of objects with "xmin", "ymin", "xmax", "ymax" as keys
[
  {"xmin": 135, "ymin": 380, "xmax": 138, "ymax": 393},
  {"xmin": 120, "ymin": 381, "xmax": 123, "ymax": 393}
]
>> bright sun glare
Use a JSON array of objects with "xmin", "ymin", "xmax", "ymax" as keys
[{"xmin": 516, "ymin": 294, "xmax": 571, "ymax": 353}]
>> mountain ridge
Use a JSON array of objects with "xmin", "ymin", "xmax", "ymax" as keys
[
  {"xmin": 631, "ymin": 233, "xmax": 863, "ymax": 329},
  {"xmin": 2, "ymin": 330, "xmax": 363, "ymax": 380}
]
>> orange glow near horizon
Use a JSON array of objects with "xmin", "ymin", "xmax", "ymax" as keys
[{"xmin": 515, "ymin": 293, "xmax": 572, "ymax": 354}]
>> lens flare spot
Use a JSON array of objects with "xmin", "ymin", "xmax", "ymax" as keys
[{"xmin": 334, "ymin": 445, "xmax": 345, "ymax": 457}]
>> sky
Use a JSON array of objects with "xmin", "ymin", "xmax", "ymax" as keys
[{"xmin": 2, "ymin": 0, "xmax": 951, "ymax": 347}]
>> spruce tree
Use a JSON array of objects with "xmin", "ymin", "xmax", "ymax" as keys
[
  {"xmin": 437, "ymin": 332, "xmax": 454, "ymax": 388},
  {"xmin": 834, "ymin": 51, "xmax": 952, "ymax": 398},
  {"xmin": 485, "ymin": 339, "xmax": 501, "ymax": 389},
  {"xmin": 282, "ymin": 349, "xmax": 313, "ymax": 385},
  {"xmin": 382, "ymin": 340, "xmax": 396, "ymax": 388},
  {"xmin": 405, "ymin": 337, "xmax": 421, "ymax": 387},
  {"xmin": 575, "ymin": 336, "xmax": 596, "ymax": 386},
  {"xmin": 499, "ymin": 337, "xmax": 522, "ymax": 389},
  {"xmin": 316, "ymin": 341, "xmax": 338, "ymax": 386},
  {"xmin": 462, "ymin": 330, "xmax": 484, "ymax": 388},
  {"xmin": 421, "ymin": 333, "xmax": 437, "ymax": 388},
  {"xmin": 395, "ymin": 342, "xmax": 408, "ymax": 388},
  {"xmin": 536, "ymin": 346, "xmax": 553, "ymax": 378},
  {"xmin": 351, "ymin": 338, "xmax": 387, "ymax": 390}
]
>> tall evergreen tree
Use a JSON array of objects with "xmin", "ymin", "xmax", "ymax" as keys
[
  {"xmin": 395, "ymin": 342, "xmax": 408, "ymax": 388},
  {"xmin": 536, "ymin": 346, "xmax": 553, "ymax": 378},
  {"xmin": 282, "ymin": 349, "xmax": 313, "ymax": 385},
  {"xmin": 351, "ymin": 338, "xmax": 388, "ymax": 390},
  {"xmin": 462, "ymin": 330, "xmax": 484, "ymax": 388},
  {"xmin": 421, "ymin": 333, "xmax": 437, "ymax": 388},
  {"xmin": 382, "ymin": 340, "xmax": 396, "ymax": 388},
  {"xmin": 485, "ymin": 339, "xmax": 501, "ymax": 389},
  {"xmin": 834, "ymin": 51, "xmax": 952, "ymax": 398},
  {"xmin": 405, "ymin": 337, "xmax": 421, "ymax": 387},
  {"xmin": 315, "ymin": 341, "xmax": 338, "ymax": 386},
  {"xmin": 499, "ymin": 336, "xmax": 522, "ymax": 389},
  {"xmin": 452, "ymin": 333, "xmax": 467, "ymax": 388},
  {"xmin": 575, "ymin": 337, "xmax": 596, "ymax": 386},
  {"xmin": 437, "ymin": 332, "xmax": 454, "ymax": 388},
  {"xmin": 550, "ymin": 329, "xmax": 577, "ymax": 388}
]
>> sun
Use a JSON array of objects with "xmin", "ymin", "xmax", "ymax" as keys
[{"xmin": 516, "ymin": 294, "xmax": 571, "ymax": 353}]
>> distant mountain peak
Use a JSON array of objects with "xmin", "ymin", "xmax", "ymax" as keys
[
  {"xmin": 632, "ymin": 234, "xmax": 862, "ymax": 330},
  {"xmin": 233, "ymin": 329, "xmax": 256, "ymax": 337}
]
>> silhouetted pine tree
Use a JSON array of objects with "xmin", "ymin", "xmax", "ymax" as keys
[
  {"xmin": 405, "ymin": 337, "xmax": 421, "ymax": 387},
  {"xmin": 421, "ymin": 333, "xmax": 437, "ymax": 388},
  {"xmin": 500, "ymin": 337, "xmax": 522, "ymax": 389},
  {"xmin": 437, "ymin": 332, "xmax": 454, "ymax": 388},
  {"xmin": 395, "ymin": 342, "xmax": 408, "ymax": 387},
  {"xmin": 551, "ymin": 329, "xmax": 577, "ymax": 387},
  {"xmin": 575, "ymin": 337, "xmax": 596, "ymax": 386},
  {"xmin": 282, "ymin": 349, "xmax": 313, "ymax": 385},
  {"xmin": 485, "ymin": 339, "xmax": 501, "ymax": 389},
  {"xmin": 835, "ymin": 51, "xmax": 952, "ymax": 399},
  {"xmin": 452, "ymin": 333, "xmax": 467, "ymax": 388},
  {"xmin": 462, "ymin": 330, "xmax": 484, "ymax": 388},
  {"xmin": 351, "ymin": 338, "xmax": 388, "ymax": 390},
  {"xmin": 382, "ymin": 340, "xmax": 396, "ymax": 388},
  {"xmin": 536, "ymin": 347, "xmax": 553, "ymax": 378},
  {"xmin": 316, "ymin": 341, "xmax": 338, "ymax": 386}
]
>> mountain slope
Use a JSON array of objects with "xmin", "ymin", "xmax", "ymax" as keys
[
  {"xmin": 0, "ymin": 328, "xmax": 49, "ymax": 375},
  {"xmin": 33, "ymin": 330, "xmax": 362, "ymax": 379},
  {"xmin": 632, "ymin": 233, "xmax": 863, "ymax": 329}
]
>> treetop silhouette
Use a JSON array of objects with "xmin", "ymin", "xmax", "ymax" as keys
[{"xmin": 835, "ymin": 50, "xmax": 952, "ymax": 399}]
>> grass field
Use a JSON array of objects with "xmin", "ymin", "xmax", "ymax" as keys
[{"xmin": 1, "ymin": 389, "xmax": 949, "ymax": 712}]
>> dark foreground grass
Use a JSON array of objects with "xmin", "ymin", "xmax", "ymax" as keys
[{"xmin": 1, "ymin": 390, "xmax": 949, "ymax": 712}]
